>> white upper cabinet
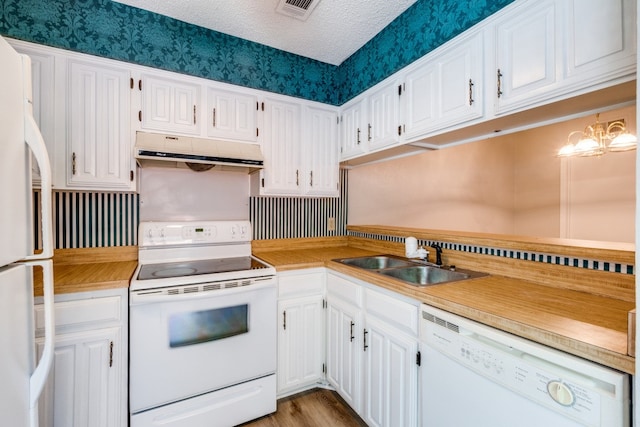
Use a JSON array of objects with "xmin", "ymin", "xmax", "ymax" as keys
[
  {"xmin": 367, "ymin": 80, "xmax": 402, "ymax": 151},
  {"xmin": 340, "ymin": 99, "xmax": 368, "ymax": 160},
  {"xmin": 493, "ymin": 0, "xmax": 558, "ymax": 114},
  {"xmin": 255, "ymin": 98, "xmax": 340, "ymax": 197},
  {"xmin": 562, "ymin": 0, "xmax": 636, "ymax": 84},
  {"xmin": 404, "ymin": 30, "xmax": 484, "ymax": 140},
  {"xmin": 139, "ymin": 73, "xmax": 201, "ymax": 135},
  {"xmin": 492, "ymin": 0, "xmax": 636, "ymax": 115},
  {"xmin": 304, "ymin": 105, "xmax": 339, "ymax": 196},
  {"xmin": 340, "ymin": 79, "xmax": 402, "ymax": 161},
  {"xmin": 67, "ymin": 59, "xmax": 134, "ymax": 191},
  {"xmin": 206, "ymin": 87, "xmax": 258, "ymax": 142},
  {"xmin": 259, "ymin": 97, "xmax": 302, "ymax": 195}
]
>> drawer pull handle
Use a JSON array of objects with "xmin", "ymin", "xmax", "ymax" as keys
[
  {"xmin": 350, "ymin": 321, "xmax": 355, "ymax": 342},
  {"xmin": 363, "ymin": 328, "xmax": 368, "ymax": 351}
]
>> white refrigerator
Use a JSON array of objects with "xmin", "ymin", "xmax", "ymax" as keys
[{"xmin": 0, "ymin": 36, "xmax": 55, "ymax": 427}]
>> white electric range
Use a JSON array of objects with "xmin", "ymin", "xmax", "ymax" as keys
[{"xmin": 129, "ymin": 221, "xmax": 277, "ymax": 427}]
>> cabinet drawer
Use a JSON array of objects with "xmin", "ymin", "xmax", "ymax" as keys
[
  {"xmin": 365, "ymin": 288, "xmax": 418, "ymax": 336},
  {"xmin": 35, "ymin": 295, "xmax": 122, "ymax": 336},
  {"xmin": 278, "ymin": 271, "xmax": 324, "ymax": 298},
  {"xmin": 327, "ymin": 273, "xmax": 362, "ymax": 308}
]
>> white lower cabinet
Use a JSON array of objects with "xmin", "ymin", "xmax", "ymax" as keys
[
  {"xmin": 326, "ymin": 271, "xmax": 419, "ymax": 427},
  {"xmin": 34, "ymin": 289, "xmax": 127, "ymax": 427},
  {"xmin": 327, "ymin": 291, "xmax": 362, "ymax": 411},
  {"xmin": 362, "ymin": 314, "xmax": 418, "ymax": 427},
  {"xmin": 277, "ymin": 269, "xmax": 326, "ymax": 396}
]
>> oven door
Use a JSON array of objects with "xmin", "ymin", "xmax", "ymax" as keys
[{"xmin": 129, "ymin": 278, "xmax": 276, "ymax": 413}]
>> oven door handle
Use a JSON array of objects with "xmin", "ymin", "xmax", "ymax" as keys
[{"xmin": 130, "ymin": 280, "xmax": 276, "ymax": 305}]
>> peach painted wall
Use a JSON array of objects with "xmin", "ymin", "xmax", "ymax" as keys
[{"xmin": 348, "ymin": 106, "xmax": 636, "ymax": 242}]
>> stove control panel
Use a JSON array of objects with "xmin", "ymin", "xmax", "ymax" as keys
[{"xmin": 139, "ymin": 221, "xmax": 252, "ymax": 246}]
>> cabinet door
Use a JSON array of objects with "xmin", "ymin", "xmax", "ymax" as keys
[
  {"xmin": 141, "ymin": 74, "xmax": 200, "ymax": 135},
  {"xmin": 437, "ymin": 32, "xmax": 484, "ymax": 129},
  {"xmin": 206, "ymin": 87, "xmax": 258, "ymax": 142},
  {"xmin": 304, "ymin": 105, "xmax": 339, "ymax": 197},
  {"xmin": 404, "ymin": 32, "xmax": 484, "ymax": 140},
  {"xmin": 340, "ymin": 100, "xmax": 367, "ymax": 160},
  {"xmin": 260, "ymin": 98, "xmax": 302, "ymax": 195},
  {"xmin": 403, "ymin": 61, "xmax": 437, "ymax": 140},
  {"xmin": 68, "ymin": 61, "xmax": 133, "ymax": 190},
  {"xmin": 564, "ymin": 0, "xmax": 636, "ymax": 82},
  {"xmin": 368, "ymin": 81, "xmax": 401, "ymax": 150},
  {"xmin": 326, "ymin": 301, "xmax": 361, "ymax": 413},
  {"xmin": 362, "ymin": 316, "xmax": 418, "ymax": 427},
  {"xmin": 277, "ymin": 295, "xmax": 325, "ymax": 394},
  {"xmin": 494, "ymin": 0, "xmax": 558, "ymax": 114},
  {"xmin": 37, "ymin": 327, "xmax": 122, "ymax": 427}
]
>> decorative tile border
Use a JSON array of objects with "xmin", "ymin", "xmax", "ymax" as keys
[{"xmin": 348, "ymin": 231, "xmax": 635, "ymax": 275}]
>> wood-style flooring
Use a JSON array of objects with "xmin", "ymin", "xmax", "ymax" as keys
[{"xmin": 239, "ymin": 388, "xmax": 367, "ymax": 427}]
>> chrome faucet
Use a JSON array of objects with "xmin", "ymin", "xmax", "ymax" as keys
[{"xmin": 429, "ymin": 243, "xmax": 443, "ymax": 266}]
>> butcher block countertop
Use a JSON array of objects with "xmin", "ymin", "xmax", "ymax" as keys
[
  {"xmin": 33, "ymin": 246, "xmax": 137, "ymax": 297},
  {"xmin": 35, "ymin": 240, "xmax": 634, "ymax": 374},
  {"xmin": 254, "ymin": 240, "xmax": 635, "ymax": 374}
]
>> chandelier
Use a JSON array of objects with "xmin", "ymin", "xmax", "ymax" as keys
[{"xmin": 557, "ymin": 113, "xmax": 637, "ymax": 157}]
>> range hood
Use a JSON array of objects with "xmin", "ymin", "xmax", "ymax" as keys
[{"xmin": 134, "ymin": 131, "xmax": 264, "ymax": 173}]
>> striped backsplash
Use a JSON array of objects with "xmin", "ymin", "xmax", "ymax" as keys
[
  {"xmin": 35, "ymin": 169, "xmax": 348, "ymax": 249},
  {"xmin": 348, "ymin": 231, "xmax": 635, "ymax": 275},
  {"xmin": 249, "ymin": 169, "xmax": 348, "ymax": 240},
  {"xmin": 34, "ymin": 190, "xmax": 139, "ymax": 249}
]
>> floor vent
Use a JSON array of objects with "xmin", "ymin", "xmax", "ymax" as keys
[{"xmin": 276, "ymin": 0, "xmax": 320, "ymax": 21}]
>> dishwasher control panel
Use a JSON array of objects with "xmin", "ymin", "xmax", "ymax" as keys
[{"xmin": 420, "ymin": 307, "xmax": 621, "ymax": 426}]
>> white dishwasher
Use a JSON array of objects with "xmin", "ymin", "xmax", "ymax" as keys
[{"xmin": 420, "ymin": 304, "xmax": 630, "ymax": 427}]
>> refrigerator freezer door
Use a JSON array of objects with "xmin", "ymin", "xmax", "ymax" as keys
[
  {"xmin": 0, "ymin": 36, "xmax": 30, "ymax": 266},
  {"xmin": 0, "ymin": 264, "xmax": 35, "ymax": 426}
]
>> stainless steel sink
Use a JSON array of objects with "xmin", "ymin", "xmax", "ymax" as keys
[
  {"xmin": 380, "ymin": 265, "xmax": 480, "ymax": 285},
  {"xmin": 334, "ymin": 255, "xmax": 488, "ymax": 287},
  {"xmin": 338, "ymin": 255, "xmax": 417, "ymax": 270}
]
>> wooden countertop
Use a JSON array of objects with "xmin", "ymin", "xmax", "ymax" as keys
[
  {"xmin": 38, "ymin": 243, "xmax": 634, "ymax": 373},
  {"xmin": 33, "ymin": 247, "xmax": 137, "ymax": 297},
  {"xmin": 255, "ymin": 245, "xmax": 635, "ymax": 374}
]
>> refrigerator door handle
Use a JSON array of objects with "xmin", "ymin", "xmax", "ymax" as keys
[
  {"xmin": 22, "ymin": 113, "xmax": 53, "ymax": 260},
  {"xmin": 26, "ymin": 259, "xmax": 54, "ymax": 423}
]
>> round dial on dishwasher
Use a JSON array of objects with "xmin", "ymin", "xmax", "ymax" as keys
[{"xmin": 547, "ymin": 380, "xmax": 575, "ymax": 406}]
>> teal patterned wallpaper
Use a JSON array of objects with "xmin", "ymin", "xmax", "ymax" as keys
[{"xmin": 0, "ymin": 0, "xmax": 514, "ymax": 105}]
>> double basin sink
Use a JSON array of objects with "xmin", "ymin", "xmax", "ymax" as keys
[{"xmin": 334, "ymin": 255, "xmax": 488, "ymax": 287}]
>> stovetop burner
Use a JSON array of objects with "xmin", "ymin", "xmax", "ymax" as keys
[{"xmin": 137, "ymin": 256, "xmax": 271, "ymax": 281}]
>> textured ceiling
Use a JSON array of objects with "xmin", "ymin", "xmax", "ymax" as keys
[{"xmin": 112, "ymin": 0, "xmax": 417, "ymax": 65}]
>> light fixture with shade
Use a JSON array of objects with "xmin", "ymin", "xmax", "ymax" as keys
[{"xmin": 557, "ymin": 113, "xmax": 637, "ymax": 157}]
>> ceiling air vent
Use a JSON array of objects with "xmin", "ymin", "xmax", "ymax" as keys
[{"xmin": 276, "ymin": 0, "xmax": 320, "ymax": 21}]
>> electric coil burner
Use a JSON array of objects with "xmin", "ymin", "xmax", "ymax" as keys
[{"xmin": 129, "ymin": 221, "xmax": 277, "ymax": 427}]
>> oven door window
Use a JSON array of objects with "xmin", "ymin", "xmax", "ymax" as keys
[{"xmin": 168, "ymin": 304, "xmax": 248, "ymax": 348}]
